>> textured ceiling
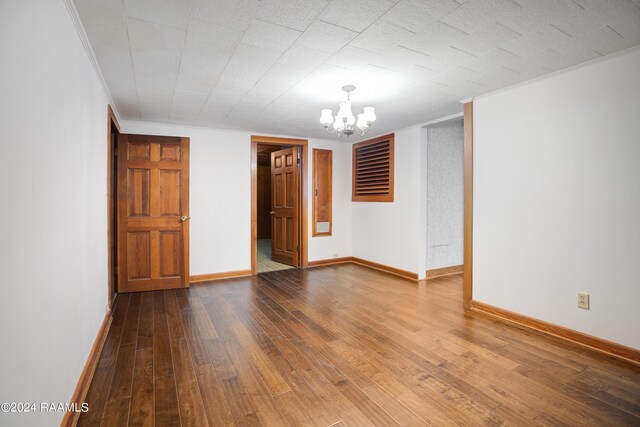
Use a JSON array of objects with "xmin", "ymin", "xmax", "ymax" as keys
[{"xmin": 75, "ymin": 0, "xmax": 640, "ymax": 140}]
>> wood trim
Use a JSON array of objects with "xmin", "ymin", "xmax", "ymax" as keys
[
  {"xmin": 108, "ymin": 104, "xmax": 120, "ymax": 132},
  {"xmin": 308, "ymin": 257, "xmax": 354, "ymax": 267},
  {"xmin": 251, "ymin": 136, "xmax": 308, "ymax": 275},
  {"xmin": 426, "ymin": 264, "xmax": 463, "ymax": 279},
  {"xmin": 470, "ymin": 300, "xmax": 640, "ymax": 367},
  {"xmin": 251, "ymin": 135, "xmax": 308, "ymax": 145},
  {"xmin": 106, "ymin": 105, "xmax": 119, "ymax": 308},
  {"xmin": 351, "ymin": 257, "xmax": 418, "ymax": 282},
  {"xmin": 312, "ymin": 148, "xmax": 332, "ymax": 237},
  {"xmin": 352, "ymin": 133, "xmax": 395, "ymax": 202},
  {"xmin": 61, "ymin": 309, "xmax": 113, "ymax": 427},
  {"xmin": 190, "ymin": 270, "xmax": 252, "ymax": 283},
  {"xmin": 463, "ymin": 101, "xmax": 473, "ymax": 309},
  {"xmin": 251, "ymin": 142, "xmax": 258, "ymax": 274},
  {"xmin": 181, "ymin": 137, "xmax": 190, "ymax": 288}
]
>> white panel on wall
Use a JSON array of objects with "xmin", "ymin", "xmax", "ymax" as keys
[
  {"xmin": 474, "ymin": 47, "xmax": 640, "ymax": 350},
  {"xmin": 0, "ymin": 1, "xmax": 110, "ymax": 425},
  {"xmin": 426, "ymin": 119, "xmax": 464, "ymax": 270}
]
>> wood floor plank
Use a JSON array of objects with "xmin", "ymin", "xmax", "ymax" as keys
[
  {"xmin": 120, "ymin": 293, "xmax": 141, "ymax": 347},
  {"xmin": 221, "ymin": 375, "xmax": 262, "ymax": 426},
  {"xmin": 155, "ymin": 374, "xmax": 180, "ymax": 426},
  {"xmin": 205, "ymin": 297, "xmax": 289, "ymax": 426},
  {"xmin": 153, "ymin": 291, "xmax": 173, "ymax": 379},
  {"xmin": 194, "ymin": 364, "xmax": 237, "ymax": 427},
  {"xmin": 171, "ymin": 337, "xmax": 209, "ymax": 426},
  {"xmin": 227, "ymin": 295, "xmax": 342, "ymax": 427},
  {"xmin": 100, "ymin": 397, "xmax": 131, "ymax": 427},
  {"xmin": 78, "ymin": 294, "xmax": 132, "ymax": 426},
  {"xmin": 249, "ymin": 296, "xmax": 375, "ymax": 427},
  {"xmin": 81, "ymin": 266, "xmax": 640, "ymax": 426},
  {"xmin": 105, "ymin": 343, "xmax": 136, "ymax": 402},
  {"xmin": 128, "ymin": 348, "xmax": 154, "ymax": 427},
  {"xmin": 136, "ymin": 299, "xmax": 153, "ymax": 351}
]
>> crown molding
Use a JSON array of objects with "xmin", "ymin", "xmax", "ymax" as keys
[{"xmin": 62, "ymin": 0, "xmax": 121, "ymax": 123}]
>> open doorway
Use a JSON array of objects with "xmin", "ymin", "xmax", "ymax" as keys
[
  {"xmin": 256, "ymin": 144, "xmax": 293, "ymax": 272},
  {"xmin": 425, "ymin": 117, "xmax": 464, "ymax": 280},
  {"xmin": 251, "ymin": 136, "xmax": 309, "ymax": 275},
  {"xmin": 106, "ymin": 105, "xmax": 120, "ymax": 309}
]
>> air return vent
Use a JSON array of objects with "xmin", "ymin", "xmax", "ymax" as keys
[{"xmin": 352, "ymin": 134, "xmax": 394, "ymax": 202}]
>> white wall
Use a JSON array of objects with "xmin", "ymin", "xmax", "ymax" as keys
[
  {"xmin": 120, "ymin": 121, "xmax": 352, "ymax": 274},
  {"xmin": 0, "ymin": 1, "xmax": 111, "ymax": 425},
  {"xmin": 426, "ymin": 119, "xmax": 464, "ymax": 270},
  {"xmin": 474, "ymin": 47, "xmax": 640, "ymax": 349},
  {"xmin": 351, "ymin": 127, "xmax": 426, "ymax": 277}
]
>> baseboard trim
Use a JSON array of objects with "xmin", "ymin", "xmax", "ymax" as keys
[
  {"xmin": 307, "ymin": 256, "xmax": 419, "ymax": 282},
  {"xmin": 426, "ymin": 264, "xmax": 463, "ymax": 279},
  {"xmin": 308, "ymin": 257, "xmax": 354, "ymax": 267},
  {"xmin": 190, "ymin": 269, "xmax": 252, "ymax": 283},
  {"xmin": 470, "ymin": 300, "xmax": 640, "ymax": 367},
  {"xmin": 61, "ymin": 308, "xmax": 113, "ymax": 426},
  {"xmin": 351, "ymin": 257, "xmax": 419, "ymax": 282}
]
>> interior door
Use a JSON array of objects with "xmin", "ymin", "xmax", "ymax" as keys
[
  {"xmin": 117, "ymin": 134, "xmax": 189, "ymax": 293},
  {"xmin": 271, "ymin": 147, "xmax": 300, "ymax": 266}
]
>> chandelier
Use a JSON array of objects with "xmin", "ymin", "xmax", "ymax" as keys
[{"xmin": 319, "ymin": 85, "xmax": 376, "ymax": 137}]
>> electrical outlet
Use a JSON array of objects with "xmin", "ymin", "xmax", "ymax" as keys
[{"xmin": 578, "ymin": 293, "xmax": 590, "ymax": 310}]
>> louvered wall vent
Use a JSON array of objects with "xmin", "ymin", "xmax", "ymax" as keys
[{"xmin": 352, "ymin": 134, "xmax": 394, "ymax": 202}]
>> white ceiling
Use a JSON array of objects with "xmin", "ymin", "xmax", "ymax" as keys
[{"xmin": 74, "ymin": 0, "xmax": 640, "ymax": 140}]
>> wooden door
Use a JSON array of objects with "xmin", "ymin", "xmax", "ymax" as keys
[
  {"xmin": 117, "ymin": 134, "xmax": 189, "ymax": 293},
  {"xmin": 271, "ymin": 147, "xmax": 299, "ymax": 266}
]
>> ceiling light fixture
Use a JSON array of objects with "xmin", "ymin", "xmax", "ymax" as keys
[{"xmin": 319, "ymin": 85, "xmax": 376, "ymax": 137}]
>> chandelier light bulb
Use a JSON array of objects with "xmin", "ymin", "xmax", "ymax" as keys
[
  {"xmin": 320, "ymin": 109, "xmax": 333, "ymax": 126},
  {"xmin": 357, "ymin": 113, "xmax": 368, "ymax": 129},
  {"xmin": 363, "ymin": 107, "xmax": 376, "ymax": 124},
  {"xmin": 337, "ymin": 101, "xmax": 354, "ymax": 122},
  {"xmin": 332, "ymin": 117, "xmax": 341, "ymax": 129}
]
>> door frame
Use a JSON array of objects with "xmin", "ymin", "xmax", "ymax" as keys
[
  {"xmin": 463, "ymin": 101, "xmax": 473, "ymax": 309},
  {"xmin": 251, "ymin": 135, "xmax": 308, "ymax": 274},
  {"xmin": 106, "ymin": 104, "xmax": 120, "ymax": 310}
]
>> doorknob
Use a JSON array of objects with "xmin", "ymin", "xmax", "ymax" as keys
[
  {"xmin": 180, "ymin": 216, "xmax": 190, "ymax": 222},
  {"xmin": 269, "ymin": 211, "xmax": 275, "ymax": 215}
]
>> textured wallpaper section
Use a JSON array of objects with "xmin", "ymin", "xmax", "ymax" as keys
[{"xmin": 426, "ymin": 119, "xmax": 464, "ymax": 270}]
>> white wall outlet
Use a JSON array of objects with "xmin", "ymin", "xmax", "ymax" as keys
[{"xmin": 578, "ymin": 293, "xmax": 590, "ymax": 310}]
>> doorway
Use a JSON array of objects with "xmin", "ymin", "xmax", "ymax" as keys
[
  {"xmin": 256, "ymin": 144, "xmax": 293, "ymax": 272},
  {"xmin": 251, "ymin": 136, "xmax": 308, "ymax": 275},
  {"xmin": 425, "ymin": 118, "xmax": 464, "ymax": 279},
  {"xmin": 107, "ymin": 105, "xmax": 120, "ymax": 309}
]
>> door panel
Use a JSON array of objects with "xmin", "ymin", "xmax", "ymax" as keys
[
  {"xmin": 159, "ymin": 231, "xmax": 182, "ymax": 277},
  {"xmin": 271, "ymin": 147, "xmax": 299, "ymax": 266},
  {"xmin": 159, "ymin": 170, "xmax": 181, "ymax": 216},
  {"xmin": 127, "ymin": 169, "xmax": 150, "ymax": 216},
  {"xmin": 118, "ymin": 134, "xmax": 189, "ymax": 292},
  {"xmin": 127, "ymin": 232, "xmax": 151, "ymax": 280}
]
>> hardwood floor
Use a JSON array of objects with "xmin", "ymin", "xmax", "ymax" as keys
[{"xmin": 79, "ymin": 264, "xmax": 640, "ymax": 426}]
